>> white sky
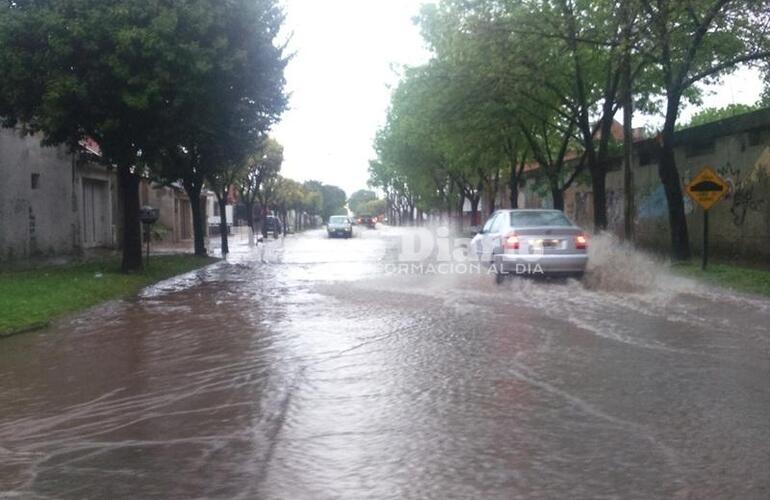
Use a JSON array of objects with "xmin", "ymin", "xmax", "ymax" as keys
[
  {"xmin": 272, "ymin": 0, "xmax": 765, "ymax": 197},
  {"xmin": 649, "ymin": 67, "xmax": 765, "ymax": 128},
  {"xmin": 272, "ymin": 0, "xmax": 430, "ymax": 197}
]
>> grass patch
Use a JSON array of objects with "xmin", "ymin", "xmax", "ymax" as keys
[
  {"xmin": 0, "ymin": 255, "xmax": 218, "ymax": 336},
  {"xmin": 672, "ymin": 261, "xmax": 770, "ymax": 297}
]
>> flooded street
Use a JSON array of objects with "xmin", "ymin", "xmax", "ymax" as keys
[{"xmin": 1, "ymin": 227, "xmax": 769, "ymax": 499}]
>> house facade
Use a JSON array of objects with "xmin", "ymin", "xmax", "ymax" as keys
[
  {"xmin": 0, "ymin": 128, "xmax": 118, "ymax": 263},
  {"xmin": 139, "ymin": 181, "xmax": 203, "ymax": 244}
]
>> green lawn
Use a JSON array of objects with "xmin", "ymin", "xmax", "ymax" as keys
[
  {"xmin": 672, "ymin": 261, "xmax": 770, "ymax": 298},
  {"xmin": 0, "ymin": 255, "xmax": 218, "ymax": 336}
]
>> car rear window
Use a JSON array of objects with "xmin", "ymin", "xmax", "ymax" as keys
[
  {"xmin": 510, "ymin": 211, "xmax": 572, "ymax": 227},
  {"xmin": 330, "ymin": 216, "xmax": 348, "ymax": 223}
]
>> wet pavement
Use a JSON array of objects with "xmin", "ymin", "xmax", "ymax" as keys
[{"xmin": 1, "ymin": 226, "xmax": 769, "ymax": 499}]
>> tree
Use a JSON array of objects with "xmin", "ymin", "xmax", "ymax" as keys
[
  {"xmin": 372, "ymin": 63, "xmax": 468, "ymax": 228},
  {"xmin": 152, "ymin": 0, "xmax": 287, "ymax": 256},
  {"xmin": 236, "ymin": 138, "xmax": 284, "ymax": 244},
  {"xmin": 348, "ymin": 190, "xmax": 377, "ymax": 215},
  {"xmin": 207, "ymin": 161, "xmax": 243, "ymax": 256},
  {"xmin": 321, "ymin": 185, "xmax": 347, "ymax": 221},
  {"xmin": 273, "ymin": 177, "xmax": 304, "ymax": 234},
  {"xmin": 427, "ymin": 0, "xmax": 647, "ymax": 230},
  {"xmin": 302, "ymin": 180, "xmax": 324, "ymax": 226},
  {"xmin": 382, "ymin": 0, "xmax": 770, "ymax": 261},
  {"xmin": 642, "ymin": 0, "xmax": 770, "ymax": 260},
  {"xmin": 0, "ymin": 0, "xmax": 288, "ymax": 268},
  {"xmin": 524, "ymin": 0, "xmax": 631, "ymax": 230},
  {"xmin": 361, "ymin": 198, "xmax": 387, "ymax": 217},
  {"xmin": 0, "ymin": 0, "xmax": 171, "ymax": 271}
]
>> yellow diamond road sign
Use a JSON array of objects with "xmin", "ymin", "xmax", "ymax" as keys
[{"xmin": 686, "ymin": 167, "xmax": 729, "ymax": 211}]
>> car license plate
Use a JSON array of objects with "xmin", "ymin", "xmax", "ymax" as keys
[{"xmin": 530, "ymin": 238, "xmax": 563, "ymax": 249}]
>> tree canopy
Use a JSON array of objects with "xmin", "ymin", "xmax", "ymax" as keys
[
  {"xmin": 680, "ymin": 103, "xmax": 764, "ymax": 129},
  {"xmin": 371, "ymin": 0, "xmax": 770, "ymax": 258},
  {"xmin": 0, "ymin": 0, "xmax": 288, "ymax": 267},
  {"xmin": 348, "ymin": 190, "xmax": 377, "ymax": 215}
]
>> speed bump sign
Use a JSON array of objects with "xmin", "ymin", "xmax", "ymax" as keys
[{"xmin": 686, "ymin": 167, "xmax": 729, "ymax": 211}]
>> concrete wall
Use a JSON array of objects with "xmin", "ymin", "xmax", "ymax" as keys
[
  {"xmin": 0, "ymin": 128, "xmax": 117, "ymax": 263},
  {"xmin": 141, "ymin": 182, "xmax": 188, "ymax": 243},
  {"xmin": 0, "ymin": 129, "xmax": 78, "ymax": 261},
  {"xmin": 560, "ymin": 127, "xmax": 770, "ymax": 260}
]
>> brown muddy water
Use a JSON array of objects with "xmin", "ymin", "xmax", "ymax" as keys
[{"xmin": 1, "ymin": 227, "xmax": 769, "ymax": 499}]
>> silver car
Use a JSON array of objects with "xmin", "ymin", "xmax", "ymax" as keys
[
  {"xmin": 471, "ymin": 209, "xmax": 588, "ymax": 282},
  {"xmin": 327, "ymin": 215, "xmax": 353, "ymax": 238}
]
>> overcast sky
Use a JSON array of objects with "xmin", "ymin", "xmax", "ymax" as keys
[
  {"xmin": 272, "ymin": 0, "xmax": 764, "ymax": 198},
  {"xmin": 272, "ymin": 0, "xmax": 430, "ymax": 197}
]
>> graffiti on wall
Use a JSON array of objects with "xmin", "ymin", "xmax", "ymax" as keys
[
  {"xmin": 637, "ymin": 185, "xmax": 668, "ymax": 220},
  {"xmin": 718, "ymin": 148, "xmax": 770, "ymax": 227},
  {"xmin": 606, "ymin": 189, "xmax": 623, "ymax": 228},
  {"xmin": 574, "ymin": 191, "xmax": 590, "ymax": 225},
  {"xmin": 637, "ymin": 183, "xmax": 696, "ymax": 221}
]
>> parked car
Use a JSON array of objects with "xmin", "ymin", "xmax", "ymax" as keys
[
  {"xmin": 470, "ymin": 209, "xmax": 588, "ymax": 283},
  {"xmin": 327, "ymin": 215, "xmax": 353, "ymax": 238},
  {"xmin": 262, "ymin": 215, "xmax": 283, "ymax": 239}
]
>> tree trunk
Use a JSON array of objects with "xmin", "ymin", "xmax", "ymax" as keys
[
  {"xmin": 245, "ymin": 201, "xmax": 255, "ymax": 246},
  {"xmin": 470, "ymin": 196, "xmax": 481, "ymax": 226},
  {"xmin": 551, "ymin": 186, "xmax": 565, "ymax": 211},
  {"xmin": 457, "ymin": 195, "xmax": 465, "ymax": 233},
  {"xmin": 185, "ymin": 182, "xmax": 207, "ymax": 257},
  {"xmin": 622, "ymin": 24, "xmax": 635, "ymax": 242},
  {"xmin": 259, "ymin": 205, "xmax": 268, "ymax": 237},
  {"xmin": 658, "ymin": 133, "xmax": 690, "ymax": 260},
  {"xmin": 658, "ymin": 91, "xmax": 691, "ymax": 260},
  {"xmin": 508, "ymin": 163, "xmax": 520, "ymax": 209},
  {"xmin": 118, "ymin": 164, "xmax": 143, "ymax": 272},
  {"xmin": 217, "ymin": 194, "xmax": 229, "ymax": 255},
  {"xmin": 510, "ymin": 184, "xmax": 519, "ymax": 209},
  {"xmin": 591, "ymin": 167, "xmax": 608, "ymax": 231},
  {"xmin": 487, "ymin": 188, "xmax": 496, "ymax": 216}
]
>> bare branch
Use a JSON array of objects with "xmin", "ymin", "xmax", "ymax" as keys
[{"xmin": 684, "ymin": 50, "xmax": 770, "ymax": 87}]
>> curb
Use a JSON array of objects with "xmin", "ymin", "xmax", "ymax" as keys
[{"xmin": 0, "ymin": 321, "xmax": 51, "ymax": 339}]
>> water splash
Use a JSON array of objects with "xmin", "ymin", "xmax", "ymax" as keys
[{"xmin": 583, "ymin": 232, "xmax": 670, "ymax": 294}]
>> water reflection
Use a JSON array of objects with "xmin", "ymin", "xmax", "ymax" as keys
[{"xmin": 1, "ymin": 228, "xmax": 769, "ymax": 499}]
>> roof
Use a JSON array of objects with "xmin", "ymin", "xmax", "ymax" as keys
[
  {"xmin": 672, "ymin": 107, "xmax": 770, "ymax": 145},
  {"xmin": 520, "ymin": 120, "xmax": 645, "ymax": 174},
  {"xmin": 78, "ymin": 137, "xmax": 102, "ymax": 157}
]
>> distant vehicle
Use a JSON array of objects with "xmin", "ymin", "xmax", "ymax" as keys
[
  {"xmin": 471, "ymin": 209, "xmax": 588, "ymax": 283},
  {"xmin": 262, "ymin": 215, "xmax": 282, "ymax": 239},
  {"xmin": 327, "ymin": 215, "xmax": 353, "ymax": 238},
  {"xmin": 363, "ymin": 216, "xmax": 377, "ymax": 229}
]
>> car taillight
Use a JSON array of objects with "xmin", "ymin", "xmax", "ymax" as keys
[
  {"xmin": 576, "ymin": 234, "xmax": 588, "ymax": 250},
  {"xmin": 504, "ymin": 233, "xmax": 520, "ymax": 250}
]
